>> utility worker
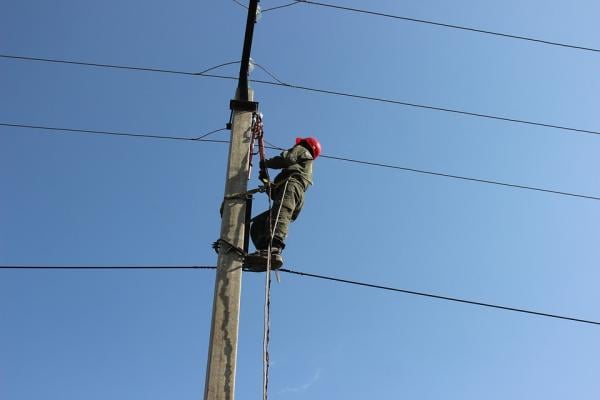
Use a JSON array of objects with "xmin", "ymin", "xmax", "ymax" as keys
[{"xmin": 245, "ymin": 137, "xmax": 322, "ymax": 270}]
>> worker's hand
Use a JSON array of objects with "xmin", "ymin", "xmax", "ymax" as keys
[{"xmin": 259, "ymin": 169, "xmax": 269, "ymax": 183}]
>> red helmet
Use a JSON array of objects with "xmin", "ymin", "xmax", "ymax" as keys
[{"xmin": 296, "ymin": 137, "xmax": 322, "ymax": 159}]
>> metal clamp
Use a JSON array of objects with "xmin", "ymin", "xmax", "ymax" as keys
[
  {"xmin": 212, "ymin": 238, "xmax": 247, "ymax": 258},
  {"xmin": 224, "ymin": 185, "xmax": 269, "ymax": 201}
]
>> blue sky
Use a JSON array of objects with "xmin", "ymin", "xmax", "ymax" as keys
[{"xmin": 1, "ymin": 1, "xmax": 600, "ymax": 399}]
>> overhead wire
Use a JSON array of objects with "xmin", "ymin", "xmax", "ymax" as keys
[
  {"xmin": 3, "ymin": 53, "xmax": 600, "ymax": 137},
  {"xmin": 0, "ymin": 54, "xmax": 236, "ymax": 81},
  {"xmin": 249, "ymin": 77, "xmax": 600, "ymax": 137},
  {"xmin": 262, "ymin": 1, "xmax": 302, "ymax": 13},
  {"xmin": 0, "ymin": 265, "xmax": 216, "ymax": 270},
  {"xmin": 294, "ymin": 0, "xmax": 600, "ymax": 54},
  {"xmin": 263, "ymin": 138, "xmax": 600, "ymax": 201},
  {"xmin": 195, "ymin": 60, "xmax": 240, "ymax": 75},
  {"xmin": 232, "ymin": 0, "xmax": 249, "ymax": 10},
  {"xmin": 0, "ymin": 122, "xmax": 229, "ymax": 143},
  {"xmin": 253, "ymin": 63, "xmax": 288, "ymax": 85},
  {"xmin": 279, "ymin": 268, "xmax": 600, "ymax": 326},
  {"xmin": 1, "ymin": 264, "xmax": 598, "ymax": 326},
  {"xmin": 2, "ymin": 122, "xmax": 599, "ymax": 202},
  {"xmin": 193, "ymin": 127, "xmax": 229, "ymax": 140},
  {"xmin": 318, "ymin": 154, "xmax": 600, "ymax": 202},
  {"xmin": 190, "ymin": 58, "xmax": 286, "ymax": 85}
]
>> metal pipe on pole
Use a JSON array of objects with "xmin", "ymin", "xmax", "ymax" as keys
[{"xmin": 238, "ymin": 0, "xmax": 260, "ymax": 101}]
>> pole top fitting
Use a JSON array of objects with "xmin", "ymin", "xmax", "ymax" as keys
[{"xmin": 230, "ymin": 100, "xmax": 259, "ymax": 112}]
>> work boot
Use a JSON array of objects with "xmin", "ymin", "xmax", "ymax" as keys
[
  {"xmin": 244, "ymin": 248, "xmax": 284, "ymax": 272},
  {"xmin": 269, "ymin": 247, "xmax": 283, "ymax": 268}
]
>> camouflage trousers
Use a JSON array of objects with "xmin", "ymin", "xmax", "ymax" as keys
[{"xmin": 250, "ymin": 178, "xmax": 306, "ymax": 250}]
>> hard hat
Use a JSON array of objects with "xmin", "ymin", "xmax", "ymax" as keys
[{"xmin": 295, "ymin": 137, "xmax": 322, "ymax": 159}]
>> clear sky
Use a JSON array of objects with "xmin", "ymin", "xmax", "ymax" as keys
[{"xmin": 1, "ymin": 1, "xmax": 600, "ymax": 399}]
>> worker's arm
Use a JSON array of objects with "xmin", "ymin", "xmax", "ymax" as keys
[{"xmin": 264, "ymin": 146, "xmax": 312, "ymax": 169}]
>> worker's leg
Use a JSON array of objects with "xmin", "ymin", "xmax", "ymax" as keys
[
  {"xmin": 247, "ymin": 206, "xmax": 284, "ymax": 270},
  {"xmin": 250, "ymin": 210, "xmax": 270, "ymax": 250},
  {"xmin": 246, "ymin": 180, "xmax": 305, "ymax": 270},
  {"xmin": 271, "ymin": 180, "xmax": 305, "ymax": 246}
]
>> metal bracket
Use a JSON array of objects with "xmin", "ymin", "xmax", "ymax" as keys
[
  {"xmin": 212, "ymin": 238, "xmax": 246, "ymax": 258},
  {"xmin": 230, "ymin": 100, "xmax": 259, "ymax": 112}
]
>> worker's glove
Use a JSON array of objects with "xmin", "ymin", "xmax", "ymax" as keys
[{"xmin": 258, "ymin": 169, "xmax": 269, "ymax": 183}]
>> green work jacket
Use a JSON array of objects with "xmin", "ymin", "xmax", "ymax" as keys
[{"xmin": 265, "ymin": 144, "xmax": 314, "ymax": 189}]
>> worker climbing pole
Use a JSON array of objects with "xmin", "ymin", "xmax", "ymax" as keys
[
  {"xmin": 244, "ymin": 113, "xmax": 322, "ymax": 272},
  {"xmin": 215, "ymin": 112, "xmax": 322, "ymax": 272},
  {"xmin": 210, "ymin": 110, "xmax": 322, "ymax": 400}
]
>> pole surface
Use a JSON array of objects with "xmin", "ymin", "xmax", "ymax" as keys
[{"xmin": 204, "ymin": 90, "xmax": 254, "ymax": 400}]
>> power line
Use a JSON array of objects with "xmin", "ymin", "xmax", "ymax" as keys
[
  {"xmin": 266, "ymin": 139, "xmax": 600, "ymax": 202},
  {"xmin": 2, "ymin": 264, "xmax": 598, "ymax": 326},
  {"xmin": 0, "ymin": 265, "xmax": 216, "ymax": 270},
  {"xmin": 0, "ymin": 122, "xmax": 229, "ymax": 143},
  {"xmin": 250, "ymin": 77, "xmax": 600, "ymax": 137},
  {"xmin": 0, "ymin": 54, "xmax": 236, "ymax": 81},
  {"xmin": 232, "ymin": 0, "xmax": 248, "ymax": 10},
  {"xmin": 193, "ymin": 127, "xmax": 229, "ymax": 140},
  {"xmin": 295, "ymin": 0, "xmax": 600, "ymax": 54},
  {"xmin": 2, "ymin": 122, "xmax": 599, "ymax": 202},
  {"xmin": 319, "ymin": 154, "xmax": 600, "ymax": 202},
  {"xmin": 260, "ymin": 138, "xmax": 600, "ymax": 201},
  {"xmin": 234, "ymin": 0, "xmax": 300, "ymax": 14},
  {"xmin": 3, "ymin": 53, "xmax": 600, "ymax": 137},
  {"xmin": 278, "ymin": 268, "xmax": 600, "ymax": 326},
  {"xmin": 262, "ymin": 1, "xmax": 301, "ymax": 13},
  {"xmin": 253, "ymin": 62, "xmax": 288, "ymax": 85},
  {"xmin": 195, "ymin": 60, "xmax": 240, "ymax": 75}
]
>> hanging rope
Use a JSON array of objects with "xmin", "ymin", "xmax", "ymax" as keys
[
  {"xmin": 251, "ymin": 112, "xmax": 274, "ymax": 400},
  {"xmin": 262, "ymin": 235, "xmax": 272, "ymax": 400},
  {"xmin": 263, "ymin": 181, "xmax": 273, "ymax": 400},
  {"xmin": 263, "ymin": 178, "xmax": 289, "ymax": 400}
]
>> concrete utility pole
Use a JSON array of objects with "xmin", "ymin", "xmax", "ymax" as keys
[{"xmin": 203, "ymin": 1, "xmax": 260, "ymax": 399}]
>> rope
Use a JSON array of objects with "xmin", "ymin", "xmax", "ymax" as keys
[
  {"xmin": 250, "ymin": 111, "xmax": 273, "ymax": 400},
  {"xmin": 263, "ymin": 179, "xmax": 290, "ymax": 400},
  {"xmin": 262, "ymin": 251, "xmax": 272, "ymax": 400},
  {"xmin": 262, "ymin": 181, "xmax": 273, "ymax": 400}
]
